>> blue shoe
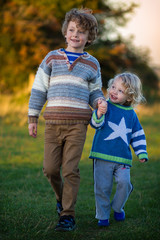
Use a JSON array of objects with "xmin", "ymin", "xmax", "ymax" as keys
[
  {"xmin": 55, "ymin": 215, "xmax": 76, "ymax": 231},
  {"xmin": 114, "ymin": 210, "xmax": 125, "ymax": 221},
  {"xmin": 56, "ymin": 201, "xmax": 63, "ymax": 216},
  {"xmin": 98, "ymin": 219, "xmax": 109, "ymax": 227}
]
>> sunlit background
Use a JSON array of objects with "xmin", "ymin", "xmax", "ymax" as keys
[{"xmin": 119, "ymin": 0, "xmax": 160, "ymax": 67}]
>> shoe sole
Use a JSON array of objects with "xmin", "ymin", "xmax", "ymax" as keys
[{"xmin": 55, "ymin": 225, "xmax": 76, "ymax": 231}]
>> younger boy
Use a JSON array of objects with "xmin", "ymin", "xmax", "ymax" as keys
[{"xmin": 90, "ymin": 72, "xmax": 148, "ymax": 227}]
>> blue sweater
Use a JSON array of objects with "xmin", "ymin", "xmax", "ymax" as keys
[{"xmin": 89, "ymin": 100, "xmax": 148, "ymax": 167}]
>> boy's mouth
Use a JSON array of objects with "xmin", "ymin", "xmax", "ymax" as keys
[
  {"xmin": 71, "ymin": 39, "xmax": 79, "ymax": 42},
  {"xmin": 110, "ymin": 94, "xmax": 118, "ymax": 101}
]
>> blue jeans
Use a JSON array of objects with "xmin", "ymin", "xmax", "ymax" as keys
[{"xmin": 94, "ymin": 159, "xmax": 132, "ymax": 220}]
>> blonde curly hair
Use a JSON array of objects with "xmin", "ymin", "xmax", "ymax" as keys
[{"xmin": 108, "ymin": 72, "xmax": 146, "ymax": 107}]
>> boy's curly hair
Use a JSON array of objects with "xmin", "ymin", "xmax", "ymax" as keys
[
  {"xmin": 62, "ymin": 8, "xmax": 98, "ymax": 47},
  {"xmin": 108, "ymin": 72, "xmax": 146, "ymax": 107}
]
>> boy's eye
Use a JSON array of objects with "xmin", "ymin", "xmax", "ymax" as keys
[
  {"xmin": 119, "ymin": 90, "xmax": 124, "ymax": 94},
  {"xmin": 78, "ymin": 28, "xmax": 86, "ymax": 33}
]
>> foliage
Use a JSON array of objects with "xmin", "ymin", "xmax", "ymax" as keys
[
  {"xmin": 0, "ymin": 0, "xmax": 159, "ymax": 99},
  {"xmin": 0, "ymin": 0, "xmax": 63, "ymax": 92}
]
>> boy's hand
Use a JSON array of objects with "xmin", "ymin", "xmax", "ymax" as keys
[
  {"xmin": 139, "ymin": 159, "xmax": 146, "ymax": 163},
  {"xmin": 98, "ymin": 99, "xmax": 107, "ymax": 114},
  {"xmin": 28, "ymin": 123, "xmax": 37, "ymax": 138},
  {"xmin": 97, "ymin": 99, "xmax": 107, "ymax": 119}
]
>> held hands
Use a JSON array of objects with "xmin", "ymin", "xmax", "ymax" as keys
[
  {"xmin": 28, "ymin": 123, "xmax": 37, "ymax": 138},
  {"xmin": 97, "ymin": 99, "xmax": 107, "ymax": 119}
]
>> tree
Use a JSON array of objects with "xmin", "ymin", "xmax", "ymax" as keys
[
  {"xmin": 0, "ymin": 0, "xmax": 63, "ymax": 93},
  {"xmin": 0, "ymin": 0, "xmax": 159, "ymax": 101}
]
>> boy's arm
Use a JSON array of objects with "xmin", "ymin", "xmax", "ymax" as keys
[
  {"xmin": 28, "ymin": 53, "xmax": 51, "ymax": 124},
  {"xmin": 88, "ymin": 60, "xmax": 106, "ymax": 109},
  {"xmin": 131, "ymin": 113, "xmax": 148, "ymax": 162},
  {"xmin": 90, "ymin": 110, "xmax": 105, "ymax": 129},
  {"xmin": 91, "ymin": 100, "xmax": 107, "ymax": 129}
]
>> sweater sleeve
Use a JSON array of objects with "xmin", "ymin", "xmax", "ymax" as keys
[
  {"xmin": 28, "ymin": 53, "xmax": 51, "ymax": 123},
  {"xmin": 90, "ymin": 110, "xmax": 105, "ymax": 129},
  {"xmin": 130, "ymin": 113, "xmax": 148, "ymax": 161},
  {"xmin": 88, "ymin": 60, "xmax": 105, "ymax": 109}
]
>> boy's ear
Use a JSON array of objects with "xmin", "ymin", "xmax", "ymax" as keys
[{"xmin": 64, "ymin": 36, "xmax": 68, "ymax": 44}]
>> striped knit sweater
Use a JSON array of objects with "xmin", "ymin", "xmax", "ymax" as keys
[{"xmin": 28, "ymin": 49, "xmax": 105, "ymax": 124}]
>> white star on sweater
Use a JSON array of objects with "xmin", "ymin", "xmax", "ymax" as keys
[{"xmin": 104, "ymin": 117, "xmax": 132, "ymax": 145}]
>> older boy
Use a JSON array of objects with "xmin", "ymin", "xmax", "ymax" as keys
[{"xmin": 28, "ymin": 8, "xmax": 106, "ymax": 231}]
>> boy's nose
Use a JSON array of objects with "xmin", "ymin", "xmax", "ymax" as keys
[
  {"xmin": 73, "ymin": 31, "xmax": 78, "ymax": 37},
  {"xmin": 113, "ymin": 89, "xmax": 118, "ymax": 94}
]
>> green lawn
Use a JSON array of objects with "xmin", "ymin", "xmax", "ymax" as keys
[{"xmin": 0, "ymin": 111, "xmax": 160, "ymax": 240}]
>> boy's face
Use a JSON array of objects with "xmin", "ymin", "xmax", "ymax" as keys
[
  {"xmin": 65, "ymin": 21, "xmax": 90, "ymax": 53},
  {"xmin": 109, "ymin": 78, "xmax": 131, "ymax": 105}
]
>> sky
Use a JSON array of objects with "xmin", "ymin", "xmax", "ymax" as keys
[{"xmin": 119, "ymin": 0, "xmax": 160, "ymax": 66}]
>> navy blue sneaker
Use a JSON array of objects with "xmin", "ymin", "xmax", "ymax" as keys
[
  {"xmin": 55, "ymin": 215, "xmax": 76, "ymax": 231},
  {"xmin": 114, "ymin": 210, "xmax": 125, "ymax": 221},
  {"xmin": 98, "ymin": 219, "xmax": 109, "ymax": 227},
  {"xmin": 56, "ymin": 201, "xmax": 63, "ymax": 216}
]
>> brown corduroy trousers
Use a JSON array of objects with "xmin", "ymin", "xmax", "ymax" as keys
[{"xmin": 43, "ymin": 123, "xmax": 87, "ymax": 218}]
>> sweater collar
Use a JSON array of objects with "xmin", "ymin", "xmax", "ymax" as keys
[
  {"xmin": 108, "ymin": 99, "xmax": 133, "ymax": 110},
  {"xmin": 58, "ymin": 48, "xmax": 90, "ymax": 71},
  {"xmin": 58, "ymin": 48, "xmax": 89, "ymax": 58}
]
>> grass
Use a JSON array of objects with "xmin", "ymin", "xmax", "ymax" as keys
[{"xmin": 0, "ymin": 103, "xmax": 160, "ymax": 240}]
